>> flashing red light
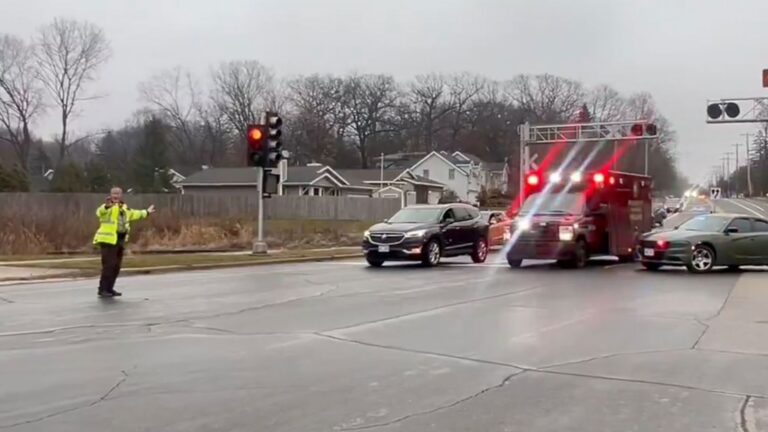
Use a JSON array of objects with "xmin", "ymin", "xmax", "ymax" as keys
[
  {"xmin": 526, "ymin": 173, "xmax": 540, "ymax": 186},
  {"xmin": 630, "ymin": 123, "xmax": 644, "ymax": 137},
  {"xmin": 656, "ymin": 240, "xmax": 669, "ymax": 250},
  {"xmin": 608, "ymin": 176, "xmax": 616, "ymax": 185},
  {"xmin": 592, "ymin": 172, "xmax": 605, "ymax": 183},
  {"xmin": 247, "ymin": 125, "xmax": 265, "ymax": 150}
]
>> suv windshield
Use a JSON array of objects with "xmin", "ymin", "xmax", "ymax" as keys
[
  {"xmin": 388, "ymin": 207, "xmax": 442, "ymax": 223},
  {"xmin": 520, "ymin": 192, "xmax": 586, "ymax": 216},
  {"xmin": 678, "ymin": 215, "xmax": 729, "ymax": 232}
]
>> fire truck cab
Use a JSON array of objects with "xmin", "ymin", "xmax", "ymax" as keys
[{"xmin": 506, "ymin": 170, "xmax": 652, "ymax": 268}]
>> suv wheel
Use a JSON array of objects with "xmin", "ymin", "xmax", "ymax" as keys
[
  {"xmin": 687, "ymin": 245, "xmax": 715, "ymax": 273},
  {"xmin": 366, "ymin": 257, "xmax": 384, "ymax": 267},
  {"xmin": 422, "ymin": 239, "xmax": 442, "ymax": 267},
  {"xmin": 471, "ymin": 237, "xmax": 488, "ymax": 263}
]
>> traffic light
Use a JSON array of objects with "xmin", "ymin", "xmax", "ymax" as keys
[
  {"xmin": 264, "ymin": 111, "xmax": 285, "ymax": 169},
  {"xmin": 246, "ymin": 124, "xmax": 267, "ymax": 167},
  {"xmin": 629, "ymin": 123, "xmax": 658, "ymax": 137}
]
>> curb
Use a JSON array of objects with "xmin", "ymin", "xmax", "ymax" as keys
[{"xmin": 0, "ymin": 253, "xmax": 362, "ymax": 286}]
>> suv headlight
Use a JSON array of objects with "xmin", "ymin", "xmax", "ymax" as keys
[
  {"xmin": 363, "ymin": 230, "xmax": 370, "ymax": 240},
  {"xmin": 405, "ymin": 229, "xmax": 427, "ymax": 238},
  {"xmin": 559, "ymin": 225, "xmax": 574, "ymax": 241}
]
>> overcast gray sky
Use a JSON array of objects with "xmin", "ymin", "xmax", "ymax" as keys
[{"xmin": 2, "ymin": 0, "xmax": 767, "ymax": 183}]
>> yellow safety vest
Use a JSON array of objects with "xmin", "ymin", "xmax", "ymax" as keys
[{"xmin": 93, "ymin": 204, "xmax": 148, "ymax": 245}]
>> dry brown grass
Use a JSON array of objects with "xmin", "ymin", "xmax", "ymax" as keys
[{"xmin": 0, "ymin": 206, "xmax": 369, "ymax": 255}]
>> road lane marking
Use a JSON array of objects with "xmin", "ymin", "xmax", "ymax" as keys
[
  {"xmin": 738, "ymin": 199, "xmax": 768, "ymax": 215},
  {"xmin": 726, "ymin": 199, "xmax": 767, "ymax": 217}
]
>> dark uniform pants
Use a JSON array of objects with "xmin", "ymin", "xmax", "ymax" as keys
[{"xmin": 98, "ymin": 234, "xmax": 126, "ymax": 293}]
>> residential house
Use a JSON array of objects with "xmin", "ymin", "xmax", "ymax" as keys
[
  {"xmin": 178, "ymin": 167, "xmax": 263, "ymax": 196},
  {"xmin": 340, "ymin": 168, "xmax": 444, "ymax": 206},
  {"xmin": 378, "ymin": 150, "xmax": 509, "ymax": 202},
  {"xmin": 180, "ymin": 163, "xmax": 444, "ymax": 207},
  {"xmin": 279, "ymin": 164, "xmax": 376, "ymax": 197}
]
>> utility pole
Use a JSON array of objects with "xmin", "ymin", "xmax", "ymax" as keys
[
  {"xmin": 741, "ymin": 133, "xmax": 753, "ymax": 196},
  {"xmin": 722, "ymin": 152, "xmax": 733, "ymax": 197},
  {"xmin": 732, "ymin": 143, "xmax": 741, "ymax": 196}
]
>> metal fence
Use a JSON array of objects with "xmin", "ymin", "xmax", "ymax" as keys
[{"xmin": 0, "ymin": 193, "xmax": 401, "ymax": 221}]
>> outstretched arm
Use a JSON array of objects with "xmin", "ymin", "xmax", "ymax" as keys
[{"xmin": 127, "ymin": 205, "xmax": 156, "ymax": 222}]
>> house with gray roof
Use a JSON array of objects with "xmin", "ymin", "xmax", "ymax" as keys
[{"xmin": 179, "ymin": 162, "xmax": 445, "ymax": 206}]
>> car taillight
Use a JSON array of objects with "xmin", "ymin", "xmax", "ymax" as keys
[{"xmin": 656, "ymin": 240, "xmax": 669, "ymax": 250}]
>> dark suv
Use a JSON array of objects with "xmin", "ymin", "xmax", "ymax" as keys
[{"xmin": 362, "ymin": 204, "xmax": 490, "ymax": 267}]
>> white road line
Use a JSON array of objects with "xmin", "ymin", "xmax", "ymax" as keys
[
  {"xmin": 726, "ymin": 199, "xmax": 767, "ymax": 218},
  {"xmin": 739, "ymin": 199, "xmax": 768, "ymax": 214}
]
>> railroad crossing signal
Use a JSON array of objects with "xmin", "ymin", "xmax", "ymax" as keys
[{"xmin": 706, "ymin": 97, "xmax": 768, "ymax": 124}]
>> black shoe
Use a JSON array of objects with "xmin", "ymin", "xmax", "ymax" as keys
[
  {"xmin": 98, "ymin": 291, "xmax": 114, "ymax": 298},
  {"xmin": 110, "ymin": 290, "xmax": 123, "ymax": 297}
]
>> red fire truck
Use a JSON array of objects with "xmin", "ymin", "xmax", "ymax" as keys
[{"xmin": 506, "ymin": 169, "xmax": 652, "ymax": 268}]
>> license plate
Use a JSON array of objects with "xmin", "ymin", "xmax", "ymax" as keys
[
  {"xmin": 643, "ymin": 248, "xmax": 655, "ymax": 257},
  {"xmin": 378, "ymin": 245, "xmax": 390, "ymax": 253}
]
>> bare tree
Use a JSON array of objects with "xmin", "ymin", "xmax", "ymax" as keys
[
  {"xmin": 585, "ymin": 84, "xmax": 627, "ymax": 122},
  {"xmin": 0, "ymin": 35, "xmax": 44, "ymax": 170},
  {"xmin": 139, "ymin": 67, "xmax": 205, "ymax": 163},
  {"xmin": 344, "ymin": 74, "xmax": 400, "ymax": 168},
  {"xmin": 446, "ymin": 73, "xmax": 486, "ymax": 150},
  {"xmin": 211, "ymin": 60, "xmax": 274, "ymax": 137},
  {"xmin": 505, "ymin": 74, "xmax": 584, "ymax": 123},
  {"xmin": 34, "ymin": 18, "xmax": 111, "ymax": 164},
  {"xmin": 286, "ymin": 75, "xmax": 347, "ymax": 164},
  {"xmin": 409, "ymin": 73, "xmax": 452, "ymax": 153}
]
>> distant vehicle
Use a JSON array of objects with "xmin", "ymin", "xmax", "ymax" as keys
[
  {"xmin": 480, "ymin": 210, "xmax": 511, "ymax": 247},
  {"xmin": 362, "ymin": 204, "xmax": 490, "ymax": 267},
  {"xmin": 506, "ymin": 170, "xmax": 653, "ymax": 268},
  {"xmin": 638, "ymin": 213, "xmax": 768, "ymax": 273},
  {"xmin": 664, "ymin": 198, "xmax": 680, "ymax": 213},
  {"xmin": 652, "ymin": 207, "xmax": 668, "ymax": 226}
]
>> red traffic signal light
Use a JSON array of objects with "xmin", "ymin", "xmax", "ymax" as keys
[{"xmin": 246, "ymin": 124, "xmax": 267, "ymax": 166}]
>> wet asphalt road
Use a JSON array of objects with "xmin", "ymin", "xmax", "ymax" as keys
[{"xmin": 2, "ymin": 201, "xmax": 768, "ymax": 431}]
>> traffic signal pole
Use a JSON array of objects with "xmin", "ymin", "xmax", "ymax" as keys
[{"xmin": 252, "ymin": 112, "xmax": 269, "ymax": 255}]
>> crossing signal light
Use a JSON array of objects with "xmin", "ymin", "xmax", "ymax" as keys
[
  {"xmin": 629, "ymin": 123, "xmax": 657, "ymax": 137},
  {"xmin": 707, "ymin": 102, "xmax": 740, "ymax": 121},
  {"xmin": 246, "ymin": 124, "xmax": 267, "ymax": 167}
]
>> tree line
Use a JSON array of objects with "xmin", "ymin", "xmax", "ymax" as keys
[
  {"xmin": 0, "ymin": 18, "xmax": 686, "ymax": 194},
  {"xmin": 722, "ymin": 110, "xmax": 768, "ymax": 197}
]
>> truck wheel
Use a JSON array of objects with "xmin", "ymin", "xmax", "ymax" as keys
[
  {"xmin": 560, "ymin": 240, "xmax": 589, "ymax": 268},
  {"xmin": 686, "ymin": 245, "xmax": 715, "ymax": 273},
  {"xmin": 507, "ymin": 258, "xmax": 522, "ymax": 268},
  {"xmin": 421, "ymin": 239, "xmax": 442, "ymax": 267},
  {"xmin": 366, "ymin": 257, "xmax": 384, "ymax": 267},
  {"xmin": 471, "ymin": 237, "xmax": 488, "ymax": 263}
]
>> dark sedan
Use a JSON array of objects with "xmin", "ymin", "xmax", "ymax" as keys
[
  {"xmin": 638, "ymin": 213, "xmax": 768, "ymax": 273},
  {"xmin": 362, "ymin": 204, "xmax": 490, "ymax": 267}
]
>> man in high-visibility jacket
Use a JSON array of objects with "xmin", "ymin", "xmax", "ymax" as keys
[{"xmin": 94, "ymin": 187, "xmax": 156, "ymax": 297}]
